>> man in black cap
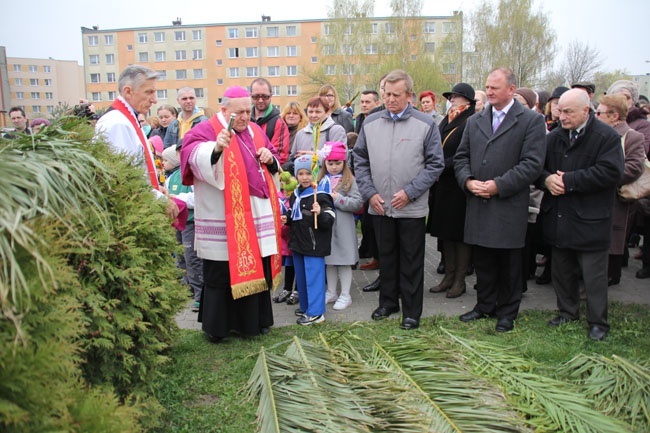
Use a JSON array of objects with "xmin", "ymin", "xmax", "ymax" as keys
[
  {"xmin": 571, "ymin": 82, "xmax": 596, "ymax": 109},
  {"xmin": 547, "ymin": 86, "xmax": 569, "ymax": 131}
]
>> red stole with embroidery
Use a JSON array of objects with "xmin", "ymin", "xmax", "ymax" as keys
[
  {"xmin": 209, "ymin": 117, "xmax": 282, "ymax": 299},
  {"xmin": 110, "ymin": 98, "xmax": 159, "ymax": 189}
]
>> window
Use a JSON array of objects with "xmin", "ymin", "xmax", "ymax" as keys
[
  {"xmin": 425, "ymin": 42, "xmax": 436, "ymax": 53},
  {"xmin": 175, "ymin": 50, "xmax": 187, "ymax": 60},
  {"xmin": 443, "ymin": 22, "xmax": 458, "ymax": 33},
  {"xmin": 311, "ymin": 56, "xmax": 318, "ymax": 63},
  {"xmin": 245, "ymin": 27, "xmax": 257, "ymax": 38},
  {"xmin": 325, "ymin": 65, "xmax": 336, "ymax": 75},
  {"xmin": 43, "ymin": 65, "xmax": 51, "ymax": 73},
  {"xmin": 286, "ymin": 65, "xmax": 297, "ymax": 76},
  {"xmin": 192, "ymin": 49, "xmax": 203, "ymax": 60},
  {"xmin": 193, "ymin": 68, "xmax": 203, "ymax": 79},
  {"xmin": 443, "ymin": 41, "xmax": 456, "ymax": 53},
  {"xmin": 366, "ymin": 43, "xmax": 377, "ymax": 55},
  {"xmin": 107, "ymin": 72, "xmax": 116, "ymax": 83},
  {"xmin": 342, "ymin": 65, "xmax": 355, "ymax": 75},
  {"xmin": 15, "ymin": 92, "xmax": 24, "ymax": 99},
  {"xmin": 174, "ymin": 31, "xmax": 186, "ymax": 41},
  {"xmin": 156, "ymin": 89, "xmax": 168, "ymax": 99},
  {"xmin": 127, "ymin": 44, "xmax": 132, "ymax": 51},
  {"xmin": 13, "ymin": 64, "xmax": 20, "ymax": 72},
  {"xmin": 385, "ymin": 22, "xmax": 395, "ymax": 34},
  {"xmin": 155, "ymin": 51, "xmax": 166, "ymax": 62},
  {"xmin": 90, "ymin": 73, "xmax": 101, "ymax": 83},
  {"xmin": 384, "ymin": 44, "xmax": 396, "ymax": 54},
  {"xmin": 176, "ymin": 69, "xmax": 187, "ymax": 80},
  {"xmin": 138, "ymin": 32, "xmax": 148, "ymax": 43},
  {"xmin": 342, "ymin": 44, "xmax": 353, "ymax": 55},
  {"xmin": 154, "ymin": 31, "xmax": 165, "ymax": 42},
  {"xmin": 216, "ymin": 59, "xmax": 223, "ymax": 66},
  {"xmin": 217, "ymin": 78, "xmax": 223, "ymax": 85},
  {"xmin": 139, "ymin": 52, "xmax": 149, "ymax": 62},
  {"xmin": 343, "ymin": 24, "xmax": 353, "ymax": 35},
  {"xmin": 311, "ymin": 36, "xmax": 317, "ymax": 43},
  {"xmin": 89, "ymin": 54, "xmax": 100, "ymax": 65},
  {"xmin": 91, "ymin": 92, "xmax": 102, "ymax": 102},
  {"xmin": 286, "ymin": 45, "xmax": 297, "ymax": 56},
  {"xmin": 14, "ymin": 78, "xmax": 22, "ymax": 86},
  {"xmin": 32, "ymin": 105, "xmax": 41, "ymax": 113},
  {"xmin": 245, "ymin": 47, "xmax": 258, "ymax": 58},
  {"xmin": 88, "ymin": 35, "xmax": 98, "ymax": 46},
  {"xmin": 228, "ymin": 67, "xmax": 240, "ymax": 78},
  {"xmin": 286, "ymin": 25, "xmax": 297, "ymax": 36},
  {"xmin": 267, "ymin": 26, "xmax": 279, "ymax": 37},
  {"xmin": 228, "ymin": 47, "xmax": 239, "ymax": 58},
  {"xmin": 105, "ymin": 34, "xmax": 114, "ymax": 45},
  {"xmin": 29, "ymin": 65, "xmax": 37, "ymax": 72},
  {"xmin": 424, "ymin": 22, "xmax": 435, "ymax": 33},
  {"xmin": 268, "ymin": 66, "xmax": 280, "ymax": 76},
  {"xmin": 157, "ymin": 70, "xmax": 167, "ymax": 80},
  {"xmin": 31, "ymin": 92, "xmax": 40, "ymax": 99},
  {"xmin": 228, "ymin": 28, "xmax": 238, "ymax": 39},
  {"xmin": 192, "ymin": 29, "xmax": 202, "ymax": 40},
  {"xmin": 216, "ymin": 39, "xmax": 222, "ymax": 46},
  {"xmin": 106, "ymin": 53, "xmax": 115, "ymax": 64},
  {"xmin": 271, "ymin": 85, "xmax": 280, "ymax": 96},
  {"xmin": 443, "ymin": 63, "xmax": 456, "ymax": 74},
  {"xmin": 46, "ymin": 105, "xmax": 54, "ymax": 114},
  {"xmin": 324, "ymin": 24, "xmax": 331, "ymax": 35},
  {"xmin": 30, "ymin": 78, "xmax": 39, "ymax": 86},
  {"xmin": 266, "ymin": 46, "xmax": 279, "ymax": 57},
  {"xmin": 369, "ymin": 23, "xmax": 378, "ymax": 34},
  {"xmin": 322, "ymin": 44, "xmax": 335, "ymax": 55},
  {"xmin": 246, "ymin": 67, "xmax": 258, "ymax": 77},
  {"xmin": 108, "ymin": 91, "xmax": 117, "ymax": 100},
  {"xmin": 287, "ymin": 85, "xmax": 297, "ymax": 96},
  {"xmin": 45, "ymin": 92, "xmax": 53, "ymax": 99},
  {"xmin": 195, "ymin": 88, "xmax": 204, "ymax": 98}
]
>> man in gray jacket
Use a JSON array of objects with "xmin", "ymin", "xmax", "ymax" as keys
[
  {"xmin": 353, "ymin": 69, "xmax": 444, "ymax": 330},
  {"xmin": 454, "ymin": 67, "xmax": 546, "ymax": 333}
]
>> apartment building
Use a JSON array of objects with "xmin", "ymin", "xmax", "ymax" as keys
[
  {"xmin": 6, "ymin": 56, "xmax": 84, "ymax": 120},
  {"xmin": 81, "ymin": 14, "xmax": 460, "ymax": 114}
]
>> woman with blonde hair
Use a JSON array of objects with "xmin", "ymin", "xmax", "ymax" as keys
[
  {"xmin": 318, "ymin": 84, "xmax": 354, "ymax": 133},
  {"xmin": 281, "ymin": 101, "xmax": 308, "ymax": 148}
]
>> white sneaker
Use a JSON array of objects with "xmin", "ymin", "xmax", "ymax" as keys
[
  {"xmin": 333, "ymin": 295, "xmax": 352, "ymax": 310},
  {"xmin": 325, "ymin": 292, "xmax": 338, "ymax": 304},
  {"xmin": 296, "ymin": 314, "xmax": 325, "ymax": 325}
]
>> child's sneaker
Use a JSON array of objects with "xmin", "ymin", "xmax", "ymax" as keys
[
  {"xmin": 325, "ymin": 291, "xmax": 338, "ymax": 304},
  {"xmin": 286, "ymin": 291, "xmax": 299, "ymax": 305},
  {"xmin": 333, "ymin": 295, "xmax": 351, "ymax": 310},
  {"xmin": 191, "ymin": 301, "xmax": 200, "ymax": 312},
  {"xmin": 273, "ymin": 289, "xmax": 291, "ymax": 303},
  {"xmin": 296, "ymin": 314, "xmax": 324, "ymax": 325}
]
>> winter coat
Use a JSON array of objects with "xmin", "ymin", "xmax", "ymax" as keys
[
  {"xmin": 627, "ymin": 107, "xmax": 650, "ymax": 154},
  {"xmin": 330, "ymin": 107, "xmax": 354, "ymax": 133},
  {"xmin": 323, "ymin": 176, "xmax": 363, "ymax": 265},
  {"xmin": 253, "ymin": 106, "xmax": 291, "ymax": 165},
  {"xmin": 289, "ymin": 117, "xmax": 347, "ymax": 160},
  {"xmin": 538, "ymin": 113, "xmax": 624, "ymax": 251},
  {"xmin": 286, "ymin": 188, "xmax": 336, "ymax": 257},
  {"xmin": 454, "ymin": 99, "xmax": 547, "ymax": 249}
]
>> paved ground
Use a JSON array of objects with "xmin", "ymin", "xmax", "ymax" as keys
[{"xmin": 176, "ymin": 237, "xmax": 650, "ymax": 330}]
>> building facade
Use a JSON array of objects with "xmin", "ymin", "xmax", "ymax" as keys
[
  {"xmin": 81, "ymin": 15, "xmax": 460, "ymax": 114},
  {"xmin": 5, "ymin": 57, "xmax": 83, "ymax": 120}
]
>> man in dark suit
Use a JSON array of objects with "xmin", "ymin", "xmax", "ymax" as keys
[
  {"xmin": 538, "ymin": 89, "xmax": 624, "ymax": 341},
  {"xmin": 454, "ymin": 67, "xmax": 546, "ymax": 332}
]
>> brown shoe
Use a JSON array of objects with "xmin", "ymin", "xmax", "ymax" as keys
[
  {"xmin": 446, "ymin": 281, "xmax": 466, "ymax": 298},
  {"xmin": 360, "ymin": 259, "xmax": 379, "ymax": 270}
]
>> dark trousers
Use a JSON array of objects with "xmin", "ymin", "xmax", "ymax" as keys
[
  {"xmin": 358, "ymin": 204, "xmax": 378, "ymax": 259},
  {"xmin": 472, "ymin": 245, "xmax": 523, "ymax": 320},
  {"xmin": 552, "ymin": 247, "xmax": 609, "ymax": 330},
  {"xmin": 374, "ymin": 216, "xmax": 426, "ymax": 320}
]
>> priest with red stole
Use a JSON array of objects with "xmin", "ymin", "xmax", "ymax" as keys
[{"xmin": 180, "ymin": 86, "xmax": 282, "ymax": 342}]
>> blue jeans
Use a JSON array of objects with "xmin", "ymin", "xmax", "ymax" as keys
[{"xmin": 292, "ymin": 252, "xmax": 326, "ymax": 316}]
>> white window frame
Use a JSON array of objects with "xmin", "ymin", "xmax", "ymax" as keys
[
  {"xmin": 192, "ymin": 29, "xmax": 202, "ymax": 40},
  {"xmin": 155, "ymin": 51, "xmax": 166, "ymax": 62},
  {"xmin": 245, "ymin": 47, "xmax": 258, "ymax": 58},
  {"xmin": 105, "ymin": 53, "xmax": 115, "ymax": 64},
  {"xmin": 286, "ymin": 25, "xmax": 297, "ymax": 36},
  {"xmin": 228, "ymin": 67, "xmax": 240, "ymax": 78},
  {"xmin": 175, "ymin": 31, "xmax": 186, "ymax": 41},
  {"xmin": 88, "ymin": 35, "xmax": 98, "ymax": 46},
  {"xmin": 89, "ymin": 54, "xmax": 100, "ymax": 65},
  {"xmin": 267, "ymin": 46, "xmax": 279, "ymax": 57},
  {"xmin": 287, "ymin": 85, "xmax": 297, "ymax": 96},
  {"xmin": 139, "ymin": 52, "xmax": 149, "ymax": 62},
  {"xmin": 138, "ymin": 32, "xmax": 148, "ymax": 43},
  {"xmin": 286, "ymin": 45, "xmax": 297, "ymax": 57},
  {"xmin": 245, "ymin": 27, "xmax": 258, "ymax": 38},
  {"xmin": 175, "ymin": 50, "xmax": 187, "ymax": 61},
  {"xmin": 104, "ymin": 35, "xmax": 114, "ymax": 45},
  {"xmin": 286, "ymin": 65, "xmax": 297, "ymax": 76},
  {"xmin": 268, "ymin": 66, "xmax": 280, "ymax": 77},
  {"xmin": 246, "ymin": 66, "xmax": 258, "ymax": 77},
  {"xmin": 228, "ymin": 28, "xmax": 239, "ymax": 39},
  {"xmin": 90, "ymin": 73, "xmax": 101, "ymax": 83},
  {"xmin": 154, "ymin": 32, "xmax": 165, "ymax": 42}
]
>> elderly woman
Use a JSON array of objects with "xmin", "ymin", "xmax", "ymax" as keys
[
  {"xmin": 318, "ymin": 84, "xmax": 354, "ymax": 133},
  {"xmin": 606, "ymin": 80, "xmax": 650, "ymax": 153},
  {"xmin": 427, "ymin": 83, "xmax": 476, "ymax": 298},
  {"xmin": 419, "ymin": 90, "xmax": 444, "ymax": 125},
  {"xmin": 474, "ymin": 90, "xmax": 487, "ymax": 113},
  {"xmin": 597, "ymin": 94, "xmax": 646, "ymax": 285}
]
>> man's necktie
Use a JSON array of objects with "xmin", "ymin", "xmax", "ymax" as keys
[
  {"xmin": 571, "ymin": 130, "xmax": 579, "ymax": 145},
  {"xmin": 492, "ymin": 111, "xmax": 503, "ymax": 133}
]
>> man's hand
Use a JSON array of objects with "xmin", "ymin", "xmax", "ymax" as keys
[
  {"xmin": 165, "ymin": 200, "xmax": 180, "ymax": 220},
  {"xmin": 257, "ymin": 147, "xmax": 273, "ymax": 164},
  {"xmin": 215, "ymin": 129, "xmax": 232, "ymax": 153},
  {"xmin": 466, "ymin": 179, "xmax": 497, "ymax": 198},
  {"xmin": 369, "ymin": 193, "xmax": 385, "ymax": 215},
  {"xmin": 390, "ymin": 189, "xmax": 410, "ymax": 210},
  {"xmin": 545, "ymin": 171, "xmax": 566, "ymax": 196}
]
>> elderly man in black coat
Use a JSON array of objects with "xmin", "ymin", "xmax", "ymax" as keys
[
  {"xmin": 454, "ymin": 67, "xmax": 546, "ymax": 333},
  {"xmin": 538, "ymin": 89, "xmax": 624, "ymax": 341}
]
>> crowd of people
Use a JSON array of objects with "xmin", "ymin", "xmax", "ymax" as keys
[{"xmin": 9, "ymin": 62, "xmax": 650, "ymax": 343}]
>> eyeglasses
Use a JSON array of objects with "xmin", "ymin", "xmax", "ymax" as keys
[
  {"xmin": 595, "ymin": 111, "xmax": 613, "ymax": 117},
  {"xmin": 251, "ymin": 94, "xmax": 271, "ymax": 101}
]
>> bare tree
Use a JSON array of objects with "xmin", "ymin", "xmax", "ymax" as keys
[{"xmin": 560, "ymin": 41, "xmax": 602, "ymax": 85}]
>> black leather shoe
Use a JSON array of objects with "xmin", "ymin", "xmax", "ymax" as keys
[
  {"xmin": 588, "ymin": 325, "xmax": 608, "ymax": 341},
  {"xmin": 401, "ymin": 317, "xmax": 419, "ymax": 330},
  {"xmin": 607, "ymin": 277, "xmax": 620, "ymax": 286},
  {"xmin": 459, "ymin": 310, "xmax": 487, "ymax": 322},
  {"xmin": 260, "ymin": 327, "xmax": 270, "ymax": 335},
  {"xmin": 362, "ymin": 277, "xmax": 381, "ymax": 292},
  {"xmin": 371, "ymin": 306, "xmax": 399, "ymax": 320},
  {"xmin": 294, "ymin": 308, "xmax": 305, "ymax": 317},
  {"xmin": 548, "ymin": 315, "xmax": 577, "ymax": 327},
  {"xmin": 636, "ymin": 267, "xmax": 650, "ymax": 279},
  {"xmin": 495, "ymin": 318, "xmax": 514, "ymax": 332},
  {"xmin": 535, "ymin": 272, "xmax": 551, "ymax": 285},
  {"xmin": 436, "ymin": 260, "xmax": 446, "ymax": 274}
]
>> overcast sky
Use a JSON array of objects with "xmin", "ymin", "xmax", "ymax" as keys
[{"xmin": 1, "ymin": 0, "xmax": 648, "ymax": 75}]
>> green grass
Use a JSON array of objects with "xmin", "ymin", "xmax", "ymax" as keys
[{"xmin": 151, "ymin": 302, "xmax": 650, "ymax": 432}]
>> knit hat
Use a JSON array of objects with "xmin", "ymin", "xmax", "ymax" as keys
[
  {"xmin": 223, "ymin": 85, "xmax": 250, "ymax": 98},
  {"xmin": 162, "ymin": 146, "xmax": 180, "ymax": 168},
  {"xmin": 150, "ymin": 135, "xmax": 163, "ymax": 155},
  {"xmin": 322, "ymin": 141, "xmax": 347, "ymax": 161},
  {"xmin": 294, "ymin": 154, "xmax": 313, "ymax": 176},
  {"xmin": 515, "ymin": 87, "xmax": 537, "ymax": 109},
  {"xmin": 606, "ymin": 80, "xmax": 639, "ymax": 105}
]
